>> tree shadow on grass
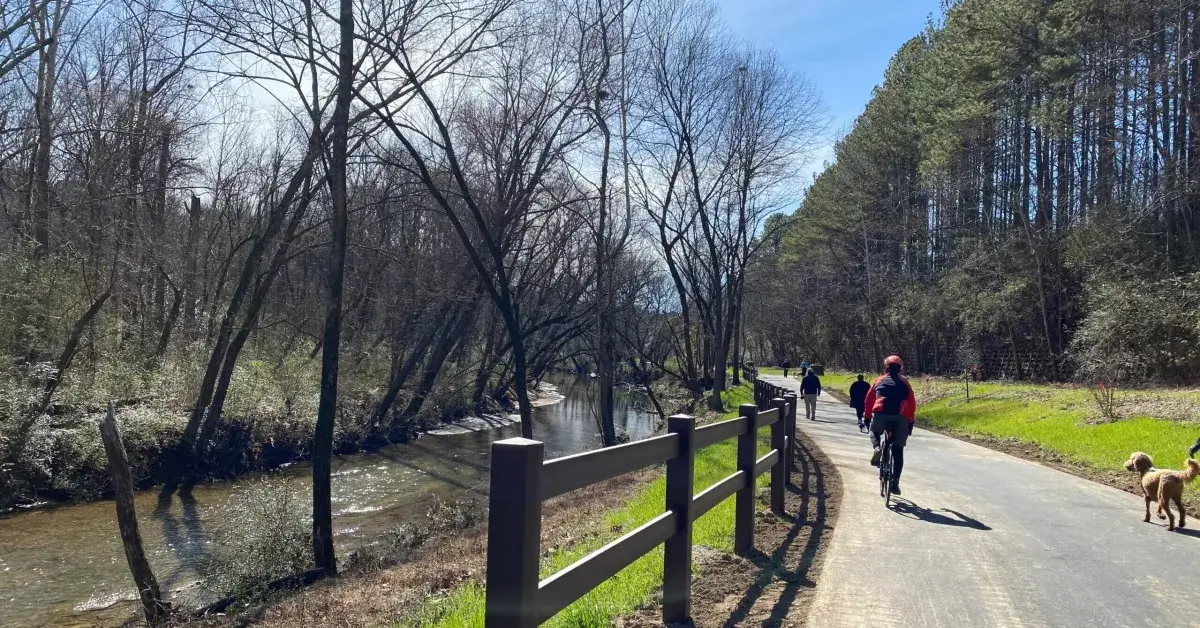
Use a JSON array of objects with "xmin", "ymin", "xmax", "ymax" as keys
[{"xmin": 716, "ymin": 438, "xmax": 835, "ymax": 627}]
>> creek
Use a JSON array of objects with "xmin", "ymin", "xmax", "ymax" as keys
[{"xmin": 0, "ymin": 375, "xmax": 655, "ymax": 627}]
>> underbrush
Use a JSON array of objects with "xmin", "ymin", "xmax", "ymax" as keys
[
  {"xmin": 202, "ymin": 478, "xmax": 314, "ymax": 603},
  {"xmin": 0, "ymin": 349, "xmax": 466, "ymax": 509},
  {"xmin": 345, "ymin": 494, "xmax": 486, "ymax": 573},
  {"xmin": 196, "ymin": 479, "xmax": 487, "ymax": 611},
  {"xmin": 409, "ymin": 383, "xmax": 768, "ymax": 627}
]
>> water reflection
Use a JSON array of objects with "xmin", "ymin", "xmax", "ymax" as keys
[
  {"xmin": 154, "ymin": 489, "xmax": 207, "ymax": 590},
  {"xmin": 0, "ymin": 375, "xmax": 653, "ymax": 628}
]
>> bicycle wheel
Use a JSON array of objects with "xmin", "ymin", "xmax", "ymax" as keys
[
  {"xmin": 883, "ymin": 440, "xmax": 893, "ymax": 507},
  {"xmin": 878, "ymin": 432, "xmax": 891, "ymax": 500}
]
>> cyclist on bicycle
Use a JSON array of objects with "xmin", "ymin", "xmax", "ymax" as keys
[{"xmin": 865, "ymin": 355, "xmax": 916, "ymax": 495}]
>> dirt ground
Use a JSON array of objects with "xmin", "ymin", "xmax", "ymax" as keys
[
  {"xmin": 616, "ymin": 430, "xmax": 843, "ymax": 628},
  {"xmin": 158, "ymin": 467, "xmax": 658, "ymax": 628}
]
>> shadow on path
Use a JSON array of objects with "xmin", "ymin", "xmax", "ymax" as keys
[
  {"xmin": 715, "ymin": 437, "xmax": 838, "ymax": 627},
  {"xmin": 889, "ymin": 498, "xmax": 991, "ymax": 530}
]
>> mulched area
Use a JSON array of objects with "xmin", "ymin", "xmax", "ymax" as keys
[{"xmin": 617, "ymin": 429, "xmax": 843, "ymax": 628}]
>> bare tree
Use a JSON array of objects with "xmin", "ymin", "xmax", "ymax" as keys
[{"xmin": 359, "ymin": 0, "xmax": 596, "ymax": 438}]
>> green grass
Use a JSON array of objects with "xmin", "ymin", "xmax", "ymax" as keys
[
  {"xmin": 758, "ymin": 367, "xmax": 862, "ymax": 400},
  {"xmin": 411, "ymin": 383, "xmax": 772, "ymax": 627},
  {"xmin": 816, "ymin": 372, "xmax": 860, "ymax": 397},
  {"xmin": 914, "ymin": 379, "xmax": 1200, "ymax": 493}
]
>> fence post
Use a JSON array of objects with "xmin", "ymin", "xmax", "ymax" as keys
[
  {"xmin": 663, "ymin": 414, "xmax": 695, "ymax": 623},
  {"xmin": 770, "ymin": 398, "xmax": 787, "ymax": 515},
  {"xmin": 735, "ymin": 403, "xmax": 758, "ymax": 553},
  {"xmin": 784, "ymin": 393, "xmax": 798, "ymax": 480},
  {"xmin": 484, "ymin": 438, "xmax": 543, "ymax": 628}
]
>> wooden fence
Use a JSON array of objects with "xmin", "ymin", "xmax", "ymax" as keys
[{"xmin": 483, "ymin": 379, "xmax": 798, "ymax": 627}]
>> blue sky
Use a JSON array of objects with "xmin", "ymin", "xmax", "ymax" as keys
[{"xmin": 716, "ymin": 0, "xmax": 942, "ymax": 181}]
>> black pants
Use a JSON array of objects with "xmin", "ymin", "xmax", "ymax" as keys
[
  {"xmin": 783, "ymin": 369, "xmax": 789, "ymax": 377},
  {"xmin": 869, "ymin": 415, "xmax": 908, "ymax": 482},
  {"xmin": 1190, "ymin": 436, "xmax": 1200, "ymax": 458},
  {"xmin": 854, "ymin": 404, "xmax": 865, "ymax": 422}
]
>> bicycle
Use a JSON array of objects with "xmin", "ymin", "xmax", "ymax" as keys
[{"xmin": 878, "ymin": 428, "xmax": 895, "ymax": 506}]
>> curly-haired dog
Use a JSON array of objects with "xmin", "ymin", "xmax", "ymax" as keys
[{"xmin": 1125, "ymin": 452, "xmax": 1200, "ymax": 531}]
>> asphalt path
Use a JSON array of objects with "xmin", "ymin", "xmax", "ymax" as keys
[{"xmin": 761, "ymin": 373, "xmax": 1200, "ymax": 628}]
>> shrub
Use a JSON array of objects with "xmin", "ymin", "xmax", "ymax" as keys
[
  {"xmin": 1071, "ymin": 273, "xmax": 1200, "ymax": 384},
  {"xmin": 201, "ymin": 477, "xmax": 312, "ymax": 602},
  {"xmin": 348, "ymin": 495, "xmax": 485, "ymax": 570},
  {"xmin": 1089, "ymin": 380, "xmax": 1121, "ymax": 419},
  {"xmin": 0, "ymin": 377, "xmax": 51, "ymax": 508}
]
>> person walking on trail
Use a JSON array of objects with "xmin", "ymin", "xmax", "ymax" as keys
[
  {"xmin": 800, "ymin": 368, "xmax": 822, "ymax": 421},
  {"xmin": 849, "ymin": 374, "xmax": 870, "ymax": 432},
  {"xmin": 866, "ymin": 355, "xmax": 917, "ymax": 496},
  {"xmin": 781, "ymin": 358, "xmax": 791, "ymax": 378},
  {"xmin": 799, "ymin": 359, "xmax": 809, "ymax": 377}
]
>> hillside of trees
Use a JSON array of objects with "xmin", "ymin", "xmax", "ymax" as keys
[
  {"xmin": 749, "ymin": 0, "xmax": 1200, "ymax": 385},
  {"xmin": 0, "ymin": 0, "xmax": 824, "ymax": 534}
]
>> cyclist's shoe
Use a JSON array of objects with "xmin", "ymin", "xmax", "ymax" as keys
[
  {"xmin": 889, "ymin": 480, "xmax": 901, "ymax": 495},
  {"xmin": 870, "ymin": 448, "xmax": 881, "ymax": 467}
]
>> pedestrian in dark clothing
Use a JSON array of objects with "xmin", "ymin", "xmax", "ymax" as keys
[
  {"xmin": 781, "ymin": 359, "xmax": 791, "ymax": 378},
  {"xmin": 800, "ymin": 369, "xmax": 822, "ymax": 421},
  {"xmin": 849, "ymin": 374, "xmax": 870, "ymax": 432}
]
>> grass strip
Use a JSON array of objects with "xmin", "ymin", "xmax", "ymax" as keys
[{"xmin": 914, "ymin": 380, "xmax": 1200, "ymax": 495}]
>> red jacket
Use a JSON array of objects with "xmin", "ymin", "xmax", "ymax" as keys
[{"xmin": 863, "ymin": 373, "xmax": 916, "ymax": 423}]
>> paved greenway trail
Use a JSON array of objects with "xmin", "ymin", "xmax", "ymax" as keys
[{"xmin": 761, "ymin": 373, "xmax": 1200, "ymax": 628}]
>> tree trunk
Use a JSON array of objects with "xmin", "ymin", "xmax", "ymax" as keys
[
  {"xmin": 99, "ymin": 403, "xmax": 165, "ymax": 625},
  {"xmin": 183, "ymin": 195, "xmax": 201, "ymax": 336},
  {"xmin": 152, "ymin": 282, "xmax": 182, "ymax": 363},
  {"xmin": 194, "ymin": 183, "xmax": 315, "ymax": 455},
  {"xmin": 29, "ymin": 7, "xmax": 60, "ymax": 257},
  {"xmin": 499, "ymin": 303, "xmax": 535, "ymax": 439},
  {"xmin": 152, "ymin": 129, "xmax": 171, "ymax": 339},
  {"xmin": 374, "ymin": 321, "xmax": 439, "ymax": 428},
  {"xmin": 312, "ymin": 0, "xmax": 354, "ymax": 576},
  {"xmin": 472, "ymin": 311, "xmax": 500, "ymax": 411},
  {"xmin": 183, "ymin": 137, "xmax": 319, "ymax": 451},
  {"xmin": 399, "ymin": 302, "xmax": 478, "ymax": 421}
]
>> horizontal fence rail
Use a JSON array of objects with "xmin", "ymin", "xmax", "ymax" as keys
[{"xmin": 483, "ymin": 379, "xmax": 799, "ymax": 627}]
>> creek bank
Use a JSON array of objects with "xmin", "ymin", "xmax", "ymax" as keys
[
  {"xmin": 425, "ymin": 382, "xmax": 564, "ymax": 436},
  {"xmin": 2, "ymin": 383, "xmax": 566, "ymax": 511}
]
